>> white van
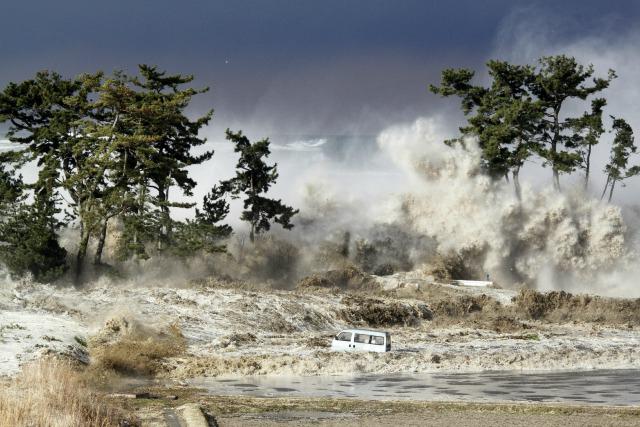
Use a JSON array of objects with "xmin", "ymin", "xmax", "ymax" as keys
[{"xmin": 330, "ymin": 329, "xmax": 391, "ymax": 353}]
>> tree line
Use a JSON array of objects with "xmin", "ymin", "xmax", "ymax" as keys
[
  {"xmin": 430, "ymin": 54, "xmax": 639, "ymax": 200},
  {"xmin": 0, "ymin": 66, "xmax": 297, "ymax": 283},
  {"xmin": 1, "ymin": 56, "xmax": 638, "ymax": 284}
]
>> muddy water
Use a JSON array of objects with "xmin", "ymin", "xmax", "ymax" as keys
[{"xmin": 190, "ymin": 370, "xmax": 640, "ymax": 406}]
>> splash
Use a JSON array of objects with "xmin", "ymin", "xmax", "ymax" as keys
[{"xmin": 377, "ymin": 117, "xmax": 639, "ymax": 296}]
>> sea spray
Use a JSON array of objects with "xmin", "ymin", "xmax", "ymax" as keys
[{"xmin": 378, "ymin": 117, "xmax": 638, "ymax": 295}]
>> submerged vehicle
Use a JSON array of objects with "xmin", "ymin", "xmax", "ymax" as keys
[{"xmin": 330, "ymin": 328, "xmax": 391, "ymax": 352}]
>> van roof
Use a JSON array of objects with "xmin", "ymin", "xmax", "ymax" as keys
[{"xmin": 340, "ymin": 328, "xmax": 389, "ymax": 336}]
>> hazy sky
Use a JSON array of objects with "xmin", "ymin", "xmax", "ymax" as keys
[{"xmin": 2, "ymin": 0, "xmax": 639, "ymax": 137}]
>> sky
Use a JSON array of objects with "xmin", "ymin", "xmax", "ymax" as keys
[
  {"xmin": 2, "ymin": 0, "xmax": 639, "ymax": 137},
  {"xmin": 1, "ymin": 0, "xmax": 640, "ymax": 206}
]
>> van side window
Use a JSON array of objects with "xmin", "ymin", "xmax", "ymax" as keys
[
  {"xmin": 371, "ymin": 336, "xmax": 384, "ymax": 345},
  {"xmin": 336, "ymin": 332, "xmax": 352, "ymax": 341},
  {"xmin": 354, "ymin": 334, "xmax": 370, "ymax": 343}
]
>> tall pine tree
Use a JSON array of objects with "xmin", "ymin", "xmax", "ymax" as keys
[
  {"xmin": 0, "ymin": 153, "xmax": 67, "ymax": 282},
  {"xmin": 430, "ymin": 61, "xmax": 542, "ymax": 198},
  {"xmin": 130, "ymin": 65, "xmax": 214, "ymax": 251},
  {"xmin": 601, "ymin": 117, "xmax": 640, "ymax": 202},
  {"xmin": 566, "ymin": 98, "xmax": 606, "ymax": 190},
  {"xmin": 529, "ymin": 55, "xmax": 614, "ymax": 190},
  {"xmin": 222, "ymin": 130, "xmax": 298, "ymax": 242},
  {"xmin": 431, "ymin": 55, "xmax": 615, "ymax": 192}
]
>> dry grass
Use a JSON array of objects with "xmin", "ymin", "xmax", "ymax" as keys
[
  {"xmin": 429, "ymin": 294, "xmax": 495, "ymax": 318},
  {"xmin": 199, "ymin": 394, "xmax": 640, "ymax": 417},
  {"xmin": 339, "ymin": 295, "xmax": 433, "ymax": 327},
  {"xmin": 0, "ymin": 358, "xmax": 135, "ymax": 427},
  {"xmin": 297, "ymin": 265, "xmax": 378, "ymax": 291},
  {"xmin": 514, "ymin": 289, "xmax": 640, "ymax": 324},
  {"xmin": 359, "ymin": 282, "xmax": 640, "ymax": 330},
  {"xmin": 190, "ymin": 275, "xmax": 272, "ymax": 292},
  {"xmin": 89, "ymin": 321, "xmax": 186, "ymax": 377}
]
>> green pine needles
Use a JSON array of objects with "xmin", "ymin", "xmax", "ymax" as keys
[
  {"xmin": 430, "ymin": 55, "xmax": 637, "ymax": 198},
  {"xmin": 0, "ymin": 66, "xmax": 297, "ymax": 283}
]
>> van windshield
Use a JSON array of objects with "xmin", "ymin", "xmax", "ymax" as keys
[{"xmin": 336, "ymin": 332, "xmax": 352, "ymax": 341}]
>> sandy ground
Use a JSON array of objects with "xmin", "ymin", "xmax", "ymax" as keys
[
  {"xmin": 2, "ymin": 278, "xmax": 640, "ymax": 378},
  {"xmin": 215, "ymin": 411, "xmax": 640, "ymax": 427}
]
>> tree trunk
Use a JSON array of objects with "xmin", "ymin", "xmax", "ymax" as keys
[
  {"xmin": 512, "ymin": 168, "xmax": 522, "ymax": 201},
  {"xmin": 584, "ymin": 145, "xmax": 592, "ymax": 191},
  {"xmin": 133, "ymin": 227, "xmax": 138, "ymax": 254},
  {"xmin": 551, "ymin": 108, "xmax": 561, "ymax": 191},
  {"xmin": 93, "ymin": 219, "xmax": 108, "ymax": 265},
  {"xmin": 600, "ymin": 175, "xmax": 610, "ymax": 200},
  {"xmin": 156, "ymin": 181, "xmax": 166, "ymax": 251},
  {"xmin": 553, "ymin": 170, "xmax": 561, "ymax": 191},
  {"xmin": 608, "ymin": 180, "xmax": 616, "ymax": 203},
  {"xmin": 75, "ymin": 223, "xmax": 90, "ymax": 284},
  {"xmin": 155, "ymin": 182, "xmax": 172, "ymax": 252},
  {"xmin": 165, "ymin": 183, "xmax": 171, "ymax": 241},
  {"xmin": 134, "ymin": 182, "xmax": 146, "ymax": 258},
  {"xmin": 340, "ymin": 231, "xmax": 351, "ymax": 258},
  {"xmin": 249, "ymin": 176, "xmax": 256, "ymax": 243}
]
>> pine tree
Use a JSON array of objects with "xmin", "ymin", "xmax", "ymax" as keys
[
  {"xmin": 0, "ymin": 71, "xmax": 88, "ymax": 278},
  {"xmin": 431, "ymin": 55, "xmax": 615, "ymax": 192},
  {"xmin": 171, "ymin": 186, "xmax": 232, "ymax": 256},
  {"xmin": 0, "ymin": 154, "xmax": 67, "ymax": 282},
  {"xmin": 601, "ymin": 117, "xmax": 640, "ymax": 202},
  {"xmin": 88, "ymin": 71, "xmax": 158, "ymax": 265},
  {"xmin": 566, "ymin": 98, "xmax": 606, "ymax": 190},
  {"xmin": 0, "ymin": 152, "xmax": 25, "ymax": 216},
  {"xmin": 528, "ymin": 55, "xmax": 614, "ymax": 190},
  {"xmin": 130, "ymin": 65, "xmax": 214, "ymax": 251},
  {"xmin": 0, "ymin": 201, "xmax": 68, "ymax": 283},
  {"xmin": 430, "ymin": 61, "xmax": 542, "ymax": 198},
  {"xmin": 222, "ymin": 129, "xmax": 298, "ymax": 242},
  {"xmin": 104, "ymin": 66, "xmax": 216, "ymax": 259}
]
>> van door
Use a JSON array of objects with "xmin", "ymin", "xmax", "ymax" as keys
[
  {"xmin": 332, "ymin": 331, "xmax": 353, "ymax": 351},
  {"xmin": 352, "ymin": 333, "xmax": 371, "ymax": 352}
]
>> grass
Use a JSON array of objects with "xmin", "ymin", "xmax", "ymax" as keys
[
  {"xmin": 513, "ymin": 288, "xmax": 640, "ymax": 324},
  {"xmin": 339, "ymin": 294, "xmax": 432, "ymax": 327},
  {"xmin": 74, "ymin": 335, "xmax": 88, "ymax": 347},
  {"xmin": 0, "ymin": 358, "xmax": 136, "ymax": 427},
  {"xmin": 196, "ymin": 394, "xmax": 640, "ymax": 417},
  {"xmin": 89, "ymin": 323, "xmax": 186, "ymax": 377},
  {"xmin": 370, "ymin": 282, "xmax": 640, "ymax": 330}
]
